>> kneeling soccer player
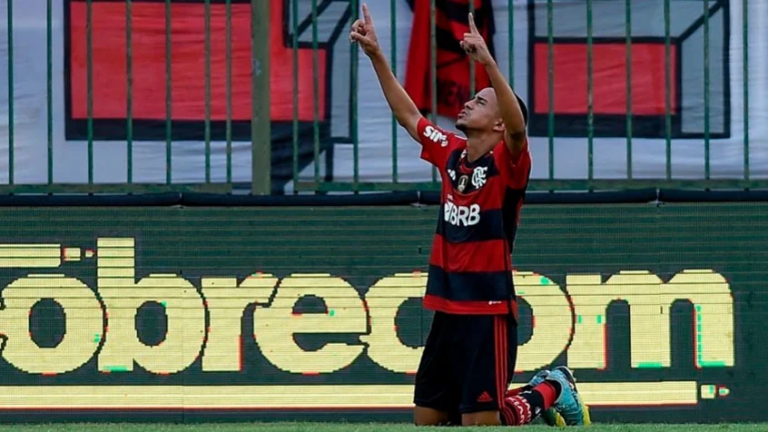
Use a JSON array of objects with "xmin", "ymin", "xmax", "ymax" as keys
[{"xmin": 351, "ymin": 3, "xmax": 589, "ymax": 427}]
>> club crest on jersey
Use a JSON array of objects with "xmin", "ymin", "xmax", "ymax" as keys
[
  {"xmin": 472, "ymin": 167, "xmax": 488, "ymax": 188},
  {"xmin": 423, "ymin": 125, "xmax": 449, "ymax": 147},
  {"xmin": 458, "ymin": 175, "xmax": 469, "ymax": 192}
]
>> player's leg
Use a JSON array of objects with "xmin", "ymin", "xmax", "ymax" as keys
[
  {"xmin": 498, "ymin": 315, "xmax": 566, "ymax": 427},
  {"xmin": 413, "ymin": 407, "xmax": 452, "ymax": 426},
  {"xmin": 455, "ymin": 314, "xmax": 507, "ymax": 426},
  {"xmin": 413, "ymin": 312, "xmax": 459, "ymax": 426},
  {"xmin": 457, "ymin": 313, "xmax": 563, "ymax": 426}
]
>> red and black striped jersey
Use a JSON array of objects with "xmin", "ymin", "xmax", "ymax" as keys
[{"xmin": 418, "ymin": 117, "xmax": 531, "ymax": 318}]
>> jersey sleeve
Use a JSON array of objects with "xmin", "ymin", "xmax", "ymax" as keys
[
  {"xmin": 494, "ymin": 138, "xmax": 532, "ymax": 190},
  {"xmin": 417, "ymin": 117, "xmax": 455, "ymax": 168}
]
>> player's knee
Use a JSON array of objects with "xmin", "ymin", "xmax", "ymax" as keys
[
  {"xmin": 414, "ymin": 406, "xmax": 451, "ymax": 426},
  {"xmin": 461, "ymin": 411, "xmax": 502, "ymax": 426}
]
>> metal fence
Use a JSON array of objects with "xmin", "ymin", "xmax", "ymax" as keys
[{"xmin": 1, "ymin": 0, "xmax": 760, "ymax": 194}]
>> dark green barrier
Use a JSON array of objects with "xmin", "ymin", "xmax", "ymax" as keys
[{"xmin": 0, "ymin": 203, "xmax": 765, "ymax": 423}]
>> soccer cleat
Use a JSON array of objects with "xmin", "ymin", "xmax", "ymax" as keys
[
  {"xmin": 545, "ymin": 366, "xmax": 589, "ymax": 426},
  {"xmin": 525, "ymin": 370, "xmax": 561, "ymax": 426},
  {"xmin": 541, "ymin": 408, "xmax": 563, "ymax": 427},
  {"xmin": 528, "ymin": 369, "xmax": 551, "ymax": 388}
]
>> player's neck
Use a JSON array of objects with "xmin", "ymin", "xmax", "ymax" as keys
[{"xmin": 465, "ymin": 132, "xmax": 499, "ymax": 163}]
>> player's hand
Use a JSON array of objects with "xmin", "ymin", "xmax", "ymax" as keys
[
  {"xmin": 461, "ymin": 13, "xmax": 494, "ymax": 66},
  {"xmin": 350, "ymin": 3, "xmax": 380, "ymax": 57}
]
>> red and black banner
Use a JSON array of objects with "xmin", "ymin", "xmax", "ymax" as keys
[
  {"xmin": 404, "ymin": 0, "xmax": 496, "ymax": 119},
  {"xmin": 526, "ymin": 0, "xmax": 730, "ymax": 139},
  {"xmin": 66, "ymin": 0, "xmax": 330, "ymax": 140},
  {"xmin": 65, "ymin": 0, "xmax": 351, "ymax": 191}
]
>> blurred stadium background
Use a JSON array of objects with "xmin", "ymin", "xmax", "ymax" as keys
[{"xmin": 0, "ymin": 0, "xmax": 766, "ymax": 428}]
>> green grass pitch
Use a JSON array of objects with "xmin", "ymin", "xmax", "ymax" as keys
[{"xmin": 0, "ymin": 424, "xmax": 764, "ymax": 432}]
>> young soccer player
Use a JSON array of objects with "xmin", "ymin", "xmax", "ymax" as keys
[{"xmin": 351, "ymin": 4, "xmax": 588, "ymax": 426}]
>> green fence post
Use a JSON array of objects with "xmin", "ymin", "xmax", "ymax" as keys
[
  {"xmin": 469, "ymin": 0, "xmax": 475, "ymax": 98},
  {"xmin": 165, "ymin": 0, "xmax": 173, "ymax": 185},
  {"xmin": 430, "ymin": 0, "xmax": 437, "ymax": 184},
  {"xmin": 664, "ymin": 0, "xmax": 672, "ymax": 180},
  {"xmin": 391, "ymin": 0, "xmax": 398, "ymax": 183},
  {"xmin": 47, "ymin": 0, "xmax": 53, "ymax": 185},
  {"xmin": 508, "ymin": 0, "xmax": 514, "ymax": 88},
  {"xmin": 86, "ymin": 0, "xmax": 93, "ymax": 185},
  {"xmin": 6, "ymin": 0, "xmax": 13, "ymax": 185},
  {"xmin": 546, "ymin": 0, "xmax": 554, "ymax": 181},
  {"xmin": 743, "ymin": 0, "xmax": 749, "ymax": 181},
  {"xmin": 587, "ymin": 0, "xmax": 594, "ymax": 183},
  {"xmin": 292, "ymin": 0, "xmax": 299, "ymax": 190},
  {"xmin": 311, "ymin": 0, "xmax": 320, "ymax": 185},
  {"xmin": 703, "ymin": 0, "xmax": 711, "ymax": 180},
  {"xmin": 226, "ymin": 0, "xmax": 233, "ymax": 185},
  {"xmin": 625, "ymin": 0, "xmax": 632, "ymax": 180},
  {"xmin": 252, "ymin": 0, "xmax": 271, "ymax": 194},
  {"xmin": 351, "ymin": 0, "xmax": 359, "ymax": 192},
  {"xmin": 204, "ymin": 0, "xmax": 212, "ymax": 183},
  {"xmin": 126, "ymin": 0, "xmax": 133, "ymax": 183}
]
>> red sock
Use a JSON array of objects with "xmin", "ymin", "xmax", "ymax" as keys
[
  {"xmin": 500, "ymin": 382, "xmax": 559, "ymax": 426},
  {"xmin": 532, "ymin": 382, "xmax": 558, "ymax": 409}
]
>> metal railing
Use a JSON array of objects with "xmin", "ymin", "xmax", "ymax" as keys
[
  {"xmin": 0, "ymin": 0, "xmax": 760, "ymax": 195},
  {"xmin": 291, "ymin": 0, "xmax": 761, "ymax": 193}
]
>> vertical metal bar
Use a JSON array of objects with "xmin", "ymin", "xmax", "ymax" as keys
[
  {"xmin": 86, "ymin": 0, "xmax": 93, "ymax": 185},
  {"xmin": 469, "ymin": 0, "xmax": 475, "ymax": 98},
  {"xmin": 586, "ymin": 0, "xmax": 594, "ymax": 182},
  {"xmin": 226, "ymin": 0, "xmax": 233, "ymax": 184},
  {"xmin": 625, "ymin": 0, "xmax": 632, "ymax": 180},
  {"xmin": 351, "ymin": 0, "xmax": 359, "ymax": 191},
  {"xmin": 126, "ymin": 0, "xmax": 133, "ymax": 183},
  {"xmin": 391, "ymin": 0, "xmax": 398, "ymax": 183},
  {"xmin": 664, "ymin": 0, "xmax": 671, "ymax": 180},
  {"xmin": 508, "ymin": 0, "xmax": 513, "ymax": 88},
  {"xmin": 292, "ymin": 0, "xmax": 299, "ymax": 189},
  {"xmin": 252, "ymin": 0, "xmax": 271, "ymax": 194},
  {"xmin": 312, "ymin": 0, "xmax": 320, "ymax": 184},
  {"xmin": 430, "ymin": 0, "xmax": 437, "ymax": 183},
  {"xmin": 204, "ymin": 0, "xmax": 212, "ymax": 183},
  {"xmin": 743, "ymin": 0, "xmax": 749, "ymax": 180},
  {"xmin": 546, "ymin": 0, "xmax": 554, "ymax": 181},
  {"xmin": 703, "ymin": 0, "xmax": 710, "ymax": 180},
  {"xmin": 6, "ymin": 0, "xmax": 13, "ymax": 185},
  {"xmin": 47, "ymin": 0, "xmax": 53, "ymax": 185},
  {"xmin": 165, "ymin": 0, "xmax": 173, "ymax": 185}
]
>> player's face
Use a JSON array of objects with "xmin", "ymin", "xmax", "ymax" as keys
[{"xmin": 455, "ymin": 88, "xmax": 502, "ymax": 134}]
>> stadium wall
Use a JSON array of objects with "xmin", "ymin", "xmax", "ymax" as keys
[{"xmin": 0, "ymin": 196, "xmax": 765, "ymax": 423}]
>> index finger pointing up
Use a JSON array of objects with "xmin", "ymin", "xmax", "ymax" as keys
[
  {"xmin": 468, "ymin": 12, "xmax": 479, "ymax": 34},
  {"xmin": 363, "ymin": 3, "xmax": 373, "ymax": 25}
]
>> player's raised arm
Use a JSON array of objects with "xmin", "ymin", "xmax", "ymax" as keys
[
  {"xmin": 462, "ymin": 13, "xmax": 527, "ymax": 156},
  {"xmin": 351, "ymin": 3, "xmax": 422, "ymax": 143}
]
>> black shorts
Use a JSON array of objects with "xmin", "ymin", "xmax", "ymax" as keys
[{"xmin": 414, "ymin": 311, "xmax": 518, "ymax": 415}]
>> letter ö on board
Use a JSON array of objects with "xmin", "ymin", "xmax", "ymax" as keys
[{"xmin": 0, "ymin": 275, "xmax": 102, "ymax": 374}]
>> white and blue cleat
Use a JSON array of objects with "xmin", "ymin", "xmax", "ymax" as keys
[{"xmin": 542, "ymin": 366, "xmax": 591, "ymax": 427}]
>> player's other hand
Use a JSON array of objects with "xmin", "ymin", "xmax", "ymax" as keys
[
  {"xmin": 461, "ymin": 13, "xmax": 494, "ymax": 66},
  {"xmin": 350, "ymin": 3, "xmax": 380, "ymax": 57}
]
